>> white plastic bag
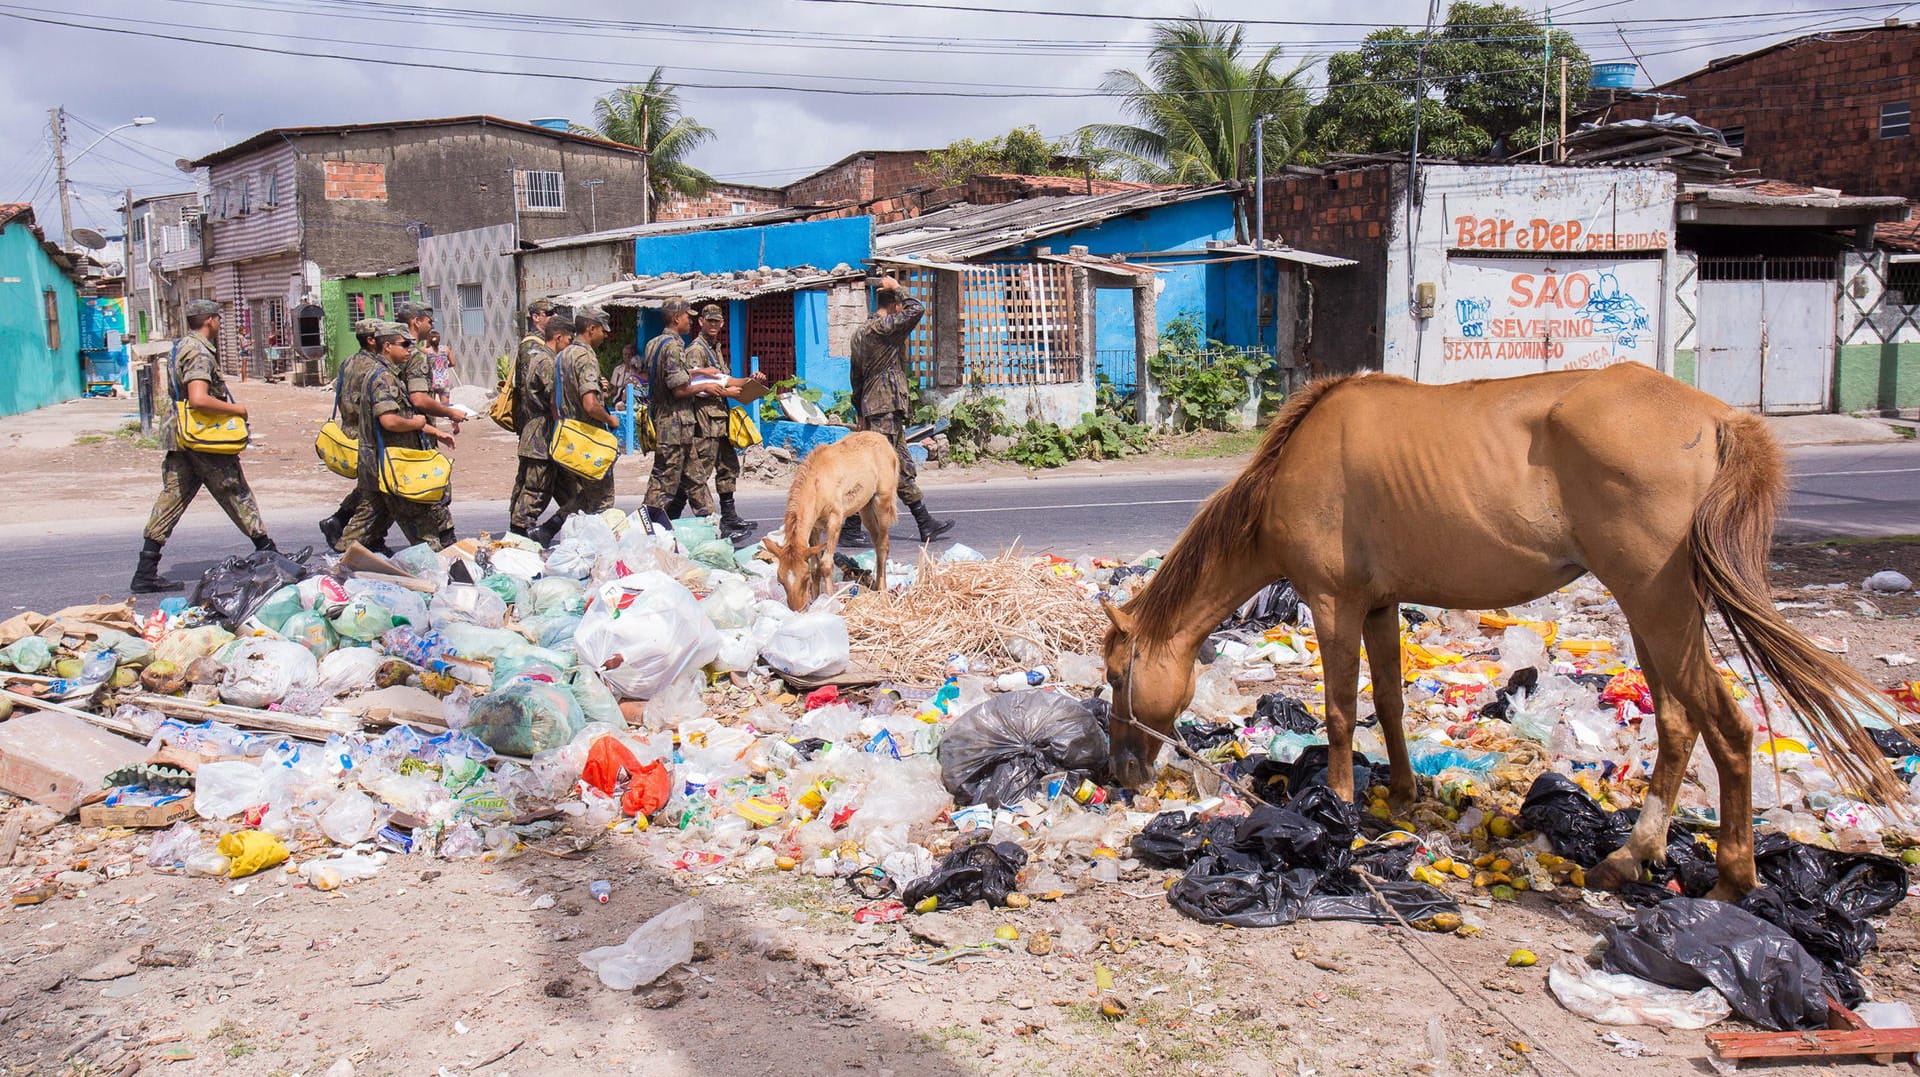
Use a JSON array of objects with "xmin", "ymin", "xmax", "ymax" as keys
[
  {"xmin": 712, "ymin": 629, "xmax": 758, "ymax": 673},
  {"xmin": 760, "ymin": 611, "xmax": 849, "ymax": 677},
  {"xmin": 319, "ymin": 789, "xmax": 384, "ymax": 845},
  {"xmin": 429, "ymin": 584, "xmax": 509, "ymax": 631},
  {"xmin": 219, "ymin": 638, "xmax": 319, "ymax": 707},
  {"xmin": 489, "ymin": 546, "xmax": 546, "ymax": 580},
  {"xmin": 702, "ymin": 576, "xmax": 756, "ymax": 630},
  {"xmin": 300, "ymin": 852, "xmax": 383, "ymax": 890},
  {"xmin": 1547, "ymin": 957, "xmax": 1731, "ymax": 1029},
  {"xmin": 195, "ymin": 759, "xmax": 270, "ymax": 820},
  {"xmin": 578, "ymin": 900, "xmax": 705, "ymax": 990},
  {"xmin": 316, "ymin": 647, "xmax": 384, "ymax": 696},
  {"xmin": 574, "ymin": 572, "xmax": 720, "ymax": 699},
  {"xmin": 546, "ymin": 513, "xmax": 620, "ymax": 578}
]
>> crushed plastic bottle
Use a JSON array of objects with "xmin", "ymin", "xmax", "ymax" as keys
[{"xmin": 590, "ymin": 879, "xmax": 612, "ymax": 903}]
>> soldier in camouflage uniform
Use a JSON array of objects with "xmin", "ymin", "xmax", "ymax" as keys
[
  {"xmin": 395, "ymin": 301, "xmax": 468, "ymax": 431},
  {"xmin": 844, "ymin": 275, "xmax": 953, "ymax": 546},
  {"xmin": 509, "ymin": 313, "xmax": 574, "ymax": 543},
  {"xmin": 354, "ymin": 322, "xmax": 457, "ymax": 549},
  {"xmin": 642, "ymin": 299, "xmax": 722, "ymax": 518},
  {"xmin": 675, "ymin": 303, "xmax": 767, "ymax": 539},
  {"xmin": 318, "ymin": 319, "xmax": 396, "ymax": 553},
  {"xmin": 549, "ymin": 308, "xmax": 619, "ymax": 522},
  {"xmin": 131, "ymin": 298, "xmax": 275, "ymax": 593}
]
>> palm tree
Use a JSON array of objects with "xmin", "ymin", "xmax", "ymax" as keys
[
  {"xmin": 574, "ymin": 70, "xmax": 716, "ymax": 220},
  {"xmin": 1080, "ymin": 16, "xmax": 1310, "ymax": 236}
]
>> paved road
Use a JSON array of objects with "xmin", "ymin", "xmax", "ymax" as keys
[{"xmin": 2, "ymin": 441, "xmax": 1915, "ymax": 615}]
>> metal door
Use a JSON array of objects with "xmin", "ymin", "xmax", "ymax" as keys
[{"xmin": 1694, "ymin": 257, "xmax": 1835, "ymax": 413}]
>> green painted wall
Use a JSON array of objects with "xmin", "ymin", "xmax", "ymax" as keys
[
  {"xmin": 1836, "ymin": 343, "xmax": 1920, "ymax": 413},
  {"xmin": 0, "ymin": 222, "xmax": 81, "ymax": 417},
  {"xmin": 1672, "ymin": 348, "xmax": 1696, "ymax": 387},
  {"xmin": 319, "ymin": 272, "xmax": 420, "ymax": 376}
]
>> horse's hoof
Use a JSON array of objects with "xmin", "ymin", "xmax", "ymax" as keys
[
  {"xmin": 1583, "ymin": 854, "xmax": 1640, "ymax": 892},
  {"xmin": 1387, "ymin": 781, "xmax": 1418, "ymax": 816},
  {"xmin": 1705, "ymin": 881, "xmax": 1753, "ymax": 903}
]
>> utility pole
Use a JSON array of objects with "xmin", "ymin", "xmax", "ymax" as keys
[
  {"xmin": 639, "ymin": 101, "xmax": 651, "ymax": 224},
  {"xmin": 1538, "ymin": 5, "xmax": 1552, "ymax": 163},
  {"xmin": 49, "ymin": 106, "xmax": 74, "ymax": 248},
  {"xmin": 1557, "ymin": 56, "xmax": 1569, "ymax": 162}
]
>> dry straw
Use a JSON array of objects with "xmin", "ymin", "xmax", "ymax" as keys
[{"xmin": 842, "ymin": 553, "xmax": 1108, "ymax": 684}]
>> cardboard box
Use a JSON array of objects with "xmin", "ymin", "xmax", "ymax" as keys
[
  {"xmin": 80, "ymin": 794, "xmax": 196, "ymax": 829},
  {"xmin": 0, "ymin": 711, "xmax": 150, "ymax": 814}
]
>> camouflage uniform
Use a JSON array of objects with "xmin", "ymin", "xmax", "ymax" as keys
[
  {"xmin": 642, "ymin": 330, "xmax": 718, "ymax": 515},
  {"xmin": 325, "ymin": 348, "xmax": 392, "ymax": 550},
  {"xmin": 509, "ymin": 335, "xmax": 560, "ymax": 536},
  {"xmin": 848, "ymin": 296, "xmax": 927, "ymax": 505},
  {"xmin": 684, "ymin": 334, "xmax": 740, "ymax": 497},
  {"xmin": 356, "ymin": 358, "xmax": 453, "ymax": 549},
  {"xmin": 551, "ymin": 339, "xmax": 615, "ymax": 516},
  {"xmin": 142, "ymin": 333, "xmax": 269, "ymax": 543}
]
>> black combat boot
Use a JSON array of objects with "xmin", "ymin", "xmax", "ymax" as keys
[
  {"xmin": 129, "ymin": 538, "xmax": 183, "ymax": 594},
  {"xmin": 253, "ymin": 534, "xmax": 277, "ymax": 553},
  {"xmin": 838, "ymin": 515, "xmax": 871, "ymax": 549},
  {"xmin": 719, "ymin": 494, "xmax": 754, "ymax": 540},
  {"xmin": 909, "ymin": 501, "xmax": 955, "ymax": 542},
  {"xmin": 318, "ymin": 513, "xmax": 345, "ymax": 550},
  {"xmin": 664, "ymin": 494, "xmax": 687, "ymax": 520}
]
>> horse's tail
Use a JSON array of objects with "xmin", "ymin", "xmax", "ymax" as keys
[{"xmin": 1691, "ymin": 411, "xmax": 1905, "ymax": 803}]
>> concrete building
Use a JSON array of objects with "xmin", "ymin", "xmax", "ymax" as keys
[
  {"xmin": 0, "ymin": 205, "xmax": 84, "ymax": 417},
  {"xmin": 124, "ymin": 191, "xmax": 203, "ymax": 343}
]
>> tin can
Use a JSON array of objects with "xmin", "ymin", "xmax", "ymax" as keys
[{"xmin": 1072, "ymin": 780, "xmax": 1108, "ymax": 806}]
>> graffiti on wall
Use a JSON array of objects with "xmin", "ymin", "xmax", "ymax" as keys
[{"xmin": 1440, "ymin": 261, "xmax": 1657, "ymax": 376}]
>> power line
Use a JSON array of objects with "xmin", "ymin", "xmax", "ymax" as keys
[{"xmin": 786, "ymin": 0, "xmax": 1911, "ymax": 29}]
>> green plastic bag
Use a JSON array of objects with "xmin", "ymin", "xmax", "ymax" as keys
[
  {"xmin": 465, "ymin": 681, "xmax": 584, "ymax": 756},
  {"xmin": 571, "ymin": 668, "xmax": 625, "ymax": 727},
  {"xmin": 689, "ymin": 537, "xmax": 738, "ymax": 572},
  {"xmin": 0, "ymin": 636, "xmax": 53, "ymax": 673},
  {"xmin": 525, "ymin": 577, "xmax": 585, "ymax": 617},
  {"xmin": 332, "ymin": 595, "xmax": 398, "ymax": 642},
  {"xmin": 482, "ymin": 574, "xmax": 528, "ymax": 610},
  {"xmin": 254, "ymin": 584, "xmax": 306, "ymax": 634},
  {"xmin": 281, "ymin": 610, "xmax": 339, "ymax": 660}
]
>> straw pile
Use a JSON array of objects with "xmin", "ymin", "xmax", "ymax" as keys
[{"xmin": 842, "ymin": 554, "xmax": 1109, "ymax": 684}]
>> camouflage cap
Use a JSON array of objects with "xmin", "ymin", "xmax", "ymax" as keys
[
  {"xmin": 543, "ymin": 313, "xmax": 578, "ymax": 337},
  {"xmin": 660, "ymin": 298, "xmax": 691, "ymax": 321},
  {"xmin": 698, "ymin": 303, "xmax": 724, "ymax": 322},
  {"xmin": 378, "ymin": 320, "xmax": 415, "ymax": 343},
  {"xmin": 395, "ymin": 301, "xmax": 433, "ymax": 322},
  {"xmin": 351, "ymin": 317, "xmax": 382, "ymax": 338},
  {"xmin": 575, "ymin": 306, "xmax": 610, "ymax": 329},
  {"xmin": 527, "ymin": 297, "xmax": 557, "ymax": 316},
  {"xmin": 183, "ymin": 298, "xmax": 221, "ymax": 318}
]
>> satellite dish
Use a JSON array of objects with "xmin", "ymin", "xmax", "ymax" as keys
[
  {"xmin": 105, "ymin": 262, "xmax": 125, "ymax": 277},
  {"xmin": 71, "ymin": 227, "xmax": 108, "ymax": 250},
  {"xmin": 175, "ymin": 158, "xmax": 197, "ymax": 173}
]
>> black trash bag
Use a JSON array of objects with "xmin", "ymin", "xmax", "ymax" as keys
[
  {"xmin": 1400, "ymin": 607, "xmax": 1429, "ymax": 628},
  {"xmin": 1658, "ymin": 838, "xmax": 1720, "ymax": 897},
  {"xmin": 1601, "ymin": 896, "xmax": 1832, "ymax": 1031},
  {"xmin": 1866, "ymin": 725, "xmax": 1920, "ymax": 757},
  {"xmin": 1754, "ymin": 833, "xmax": 1908, "ymax": 921},
  {"xmin": 1253, "ymin": 692, "xmax": 1319, "ymax": 734},
  {"xmin": 1130, "ymin": 811, "xmax": 1238, "ymax": 869},
  {"xmin": 901, "ymin": 840, "xmax": 1028, "ymax": 909},
  {"xmin": 937, "ymin": 690, "xmax": 1109, "ymax": 808},
  {"xmin": 1477, "ymin": 667, "xmax": 1541, "ymax": 722},
  {"xmin": 1519, "ymin": 772, "xmax": 1637, "ymax": 867},
  {"xmin": 192, "ymin": 546, "xmax": 312, "ymax": 629},
  {"xmin": 1219, "ymin": 579, "xmax": 1301, "ymax": 632},
  {"xmin": 1737, "ymin": 886, "xmax": 1871, "ymax": 1005},
  {"xmin": 1568, "ymin": 672, "xmax": 1616, "ymax": 693},
  {"xmin": 1178, "ymin": 721, "xmax": 1238, "ymax": 751},
  {"xmin": 1303, "ymin": 880, "xmax": 1461, "ymax": 924},
  {"xmin": 1282, "ymin": 745, "xmax": 1374, "ymax": 802}
]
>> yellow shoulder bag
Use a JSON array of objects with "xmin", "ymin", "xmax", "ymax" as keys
[
  {"xmin": 488, "ymin": 337, "xmax": 535, "ymax": 433},
  {"xmin": 366, "ymin": 377, "xmax": 452, "ymax": 504},
  {"xmin": 170, "ymin": 341, "xmax": 249, "ymax": 454},
  {"xmin": 549, "ymin": 349, "xmax": 618, "ymax": 481},
  {"xmin": 727, "ymin": 404, "xmax": 760, "ymax": 449},
  {"xmin": 313, "ymin": 364, "xmax": 358, "ymax": 478}
]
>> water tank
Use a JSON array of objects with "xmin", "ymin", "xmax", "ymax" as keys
[
  {"xmin": 1590, "ymin": 63, "xmax": 1638, "ymax": 90},
  {"xmin": 528, "ymin": 117, "xmax": 569, "ymax": 131}
]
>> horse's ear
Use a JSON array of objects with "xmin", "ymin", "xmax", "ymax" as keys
[
  {"xmin": 804, "ymin": 542, "xmax": 828, "ymax": 560},
  {"xmin": 1099, "ymin": 596, "xmax": 1135, "ymax": 635},
  {"xmin": 761, "ymin": 534, "xmax": 785, "ymax": 556}
]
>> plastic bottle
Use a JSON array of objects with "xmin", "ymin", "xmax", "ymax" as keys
[
  {"xmin": 380, "ymin": 626, "xmax": 449, "ymax": 667},
  {"xmin": 590, "ymin": 879, "xmax": 611, "ymax": 903}
]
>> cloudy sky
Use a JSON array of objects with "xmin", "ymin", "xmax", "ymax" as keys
[{"xmin": 0, "ymin": 0, "xmax": 1901, "ymax": 239}]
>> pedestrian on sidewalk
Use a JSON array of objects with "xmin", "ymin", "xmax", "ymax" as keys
[
  {"xmin": 130, "ymin": 298, "xmax": 276, "ymax": 593},
  {"xmin": 843, "ymin": 275, "xmax": 952, "ymax": 548},
  {"xmin": 426, "ymin": 329, "xmax": 453, "ymax": 406}
]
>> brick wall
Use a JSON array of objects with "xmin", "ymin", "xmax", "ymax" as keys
[
  {"xmin": 1262, "ymin": 164, "xmax": 1398, "ymax": 375},
  {"xmin": 323, "ymin": 161, "xmax": 387, "ymax": 201},
  {"xmin": 656, "ymin": 182, "xmax": 785, "ymax": 221},
  {"xmin": 1609, "ymin": 26, "xmax": 1920, "ymax": 201},
  {"xmin": 785, "ymin": 150, "xmax": 934, "ymax": 207}
]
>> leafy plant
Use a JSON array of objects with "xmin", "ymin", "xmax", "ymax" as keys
[
  {"xmin": 1069, "ymin": 410, "xmax": 1151, "ymax": 460},
  {"xmin": 944, "ymin": 393, "xmax": 1010, "ymax": 464},
  {"xmin": 1095, "ymin": 373, "xmax": 1136, "ymax": 421},
  {"xmin": 758, "ymin": 376, "xmax": 821, "ymax": 422},
  {"xmin": 1005, "ymin": 419, "xmax": 1079, "ymax": 469},
  {"xmin": 1147, "ymin": 313, "xmax": 1271, "ymax": 432},
  {"xmin": 919, "ymin": 126, "xmax": 1120, "ymax": 186},
  {"xmin": 575, "ymin": 70, "xmax": 716, "ymax": 213}
]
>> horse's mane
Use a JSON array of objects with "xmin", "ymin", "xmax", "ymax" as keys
[
  {"xmin": 1126, "ymin": 374, "xmax": 1366, "ymax": 638},
  {"xmin": 781, "ymin": 444, "xmax": 838, "ymax": 546}
]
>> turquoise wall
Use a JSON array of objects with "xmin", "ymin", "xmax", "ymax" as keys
[
  {"xmin": 634, "ymin": 217, "xmax": 873, "ymax": 277},
  {"xmin": 0, "ymin": 222, "xmax": 81, "ymax": 417}
]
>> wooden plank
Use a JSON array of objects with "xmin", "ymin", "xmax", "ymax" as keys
[
  {"xmin": 1706, "ymin": 1028, "xmax": 1920, "ymax": 1060},
  {"xmin": 123, "ymin": 692, "xmax": 361, "ymax": 739}
]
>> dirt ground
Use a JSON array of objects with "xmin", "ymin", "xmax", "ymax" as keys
[{"xmin": 0, "ymin": 540, "xmax": 1915, "ymax": 1077}]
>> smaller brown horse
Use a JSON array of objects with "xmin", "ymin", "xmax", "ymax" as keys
[
  {"xmin": 1103, "ymin": 365, "xmax": 1901, "ymax": 899},
  {"xmin": 762, "ymin": 431, "xmax": 898, "ymax": 611}
]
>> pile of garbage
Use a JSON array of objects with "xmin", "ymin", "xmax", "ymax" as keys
[{"xmin": 1, "ymin": 517, "xmax": 1918, "ymax": 1033}]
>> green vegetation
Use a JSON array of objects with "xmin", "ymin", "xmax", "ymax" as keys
[
  {"xmin": 576, "ymin": 70, "xmax": 716, "ymax": 213},
  {"xmin": 1147, "ymin": 313, "xmax": 1271, "ymax": 431},
  {"xmin": 919, "ymin": 126, "xmax": 1119, "ymax": 186}
]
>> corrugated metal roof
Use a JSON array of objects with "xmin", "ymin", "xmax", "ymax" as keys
[
  {"xmin": 522, "ymin": 207, "xmax": 821, "ymax": 253},
  {"xmin": 1213, "ymin": 243, "xmax": 1359, "ymax": 269},
  {"xmin": 191, "ymin": 115, "xmax": 644, "ymax": 168},
  {"xmin": 557, "ymin": 265, "xmax": 863, "ymax": 309},
  {"xmin": 872, "ymin": 183, "xmax": 1238, "ymax": 261}
]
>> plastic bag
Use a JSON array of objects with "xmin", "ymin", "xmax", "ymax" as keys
[
  {"xmin": 579, "ymin": 900, "xmax": 704, "ymax": 990},
  {"xmin": 319, "ymin": 789, "xmax": 384, "ymax": 845},
  {"xmin": 332, "ymin": 594, "xmax": 399, "ymax": 642},
  {"xmin": 280, "ymin": 610, "xmax": 338, "ymax": 660},
  {"xmin": 481, "ymin": 573, "xmax": 528, "ymax": 611},
  {"xmin": 574, "ymin": 572, "xmax": 719, "ymax": 699},
  {"xmin": 429, "ymin": 584, "xmax": 509, "ymax": 631},
  {"xmin": 938, "ymin": 691, "xmax": 1109, "ymax": 808},
  {"xmin": 465, "ymin": 680, "xmax": 586, "ymax": 756},
  {"xmin": 391, "ymin": 542, "xmax": 448, "ymax": 588},
  {"xmin": 525, "ymin": 577, "xmax": 586, "ymax": 618},
  {"xmin": 219, "ymin": 638, "xmax": 319, "ymax": 707},
  {"xmin": 151, "ymin": 625, "xmax": 234, "ymax": 667},
  {"xmin": 1520, "ymin": 772, "xmax": 1638, "ymax": 867},
  {"xmin": 145, "ymin": 821, "xmax": 204, "ymax": 868},
  {"xmin": 300, "ymin": 852, "xmax": 382, "ymax": 890},
  {"xmin": 316, "ymin": 647, "xmax": 383, "ymax": 696},
  {"xmin": 342, "ymin": 579, "xmax": 429, "ymax": 631},
  {"xmin": 570, "ymin": 667, "xmax": 626, "ymax": 727},
  {"xmin": 760, "ymin": 612, "xmax": 849, "ymax": 677},
  {"xmin": 580, "ymin": 735, "xmax": 672, "ymax": 817},
  {"xmin": 702, "ymin": 577, "xmax": 756, "ymax": 630},
  {"xmin": 0, "ymin": 636, "xmax": 53, "ymax": 673},
  {"xmin": 901, "ymin": 841, "xmax": 1028, "ymax": 908},
  {"xmin": 217, "ymin": 829, "xmax": 289, "ymax": 877},
  {"xmin": 1547, "ymin": 957, "xmax": 1731, "ymax": 1029},
  {"xmin": 1131, "ymin": 811, "xmax": 1238, "ymax": 868},
  {"xmin": 193, "ymin": 547, "xmax": 311, "ymax": 629},
  {"xmin": 254, "ymin": 584, "xmax": 308, "ymax": 633},
  {"xmin": 1601, "ymin": 896, "xmax": 1830, "ymax": 1030},
  {"xmin": 546, "ymin": 513, "xmax": 620, "ymax": 579},
  {"xmin": 1252, "ymin": 692, "xmax": 1317, "ymax": 733}
]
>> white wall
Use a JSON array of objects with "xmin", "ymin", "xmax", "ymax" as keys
[{"xmin": 1381, "ymin": 164, "xmax": 1680, "ymax": 384}]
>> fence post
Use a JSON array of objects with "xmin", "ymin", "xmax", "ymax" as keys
[
  {"xmin": 1132, "ymin": 282, "xmax": 1160, "ymax": 427},
  {"xmin": 620, "ymin": 382, "xmax": 636, "ymax": 453}
]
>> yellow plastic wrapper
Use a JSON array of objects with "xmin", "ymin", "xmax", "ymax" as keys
[
  {"xmin": 217, "ymin": 830, "xmax": 289, "ymax": 878},
  {"xmin": 1477, "ymin": 613, "xmax": 1559, "ymax": 645},
  {"xmin": 733, "ymin": 796, "xmax": 786, "ymax": 827}
]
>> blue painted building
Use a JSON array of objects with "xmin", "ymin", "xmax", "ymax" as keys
[{"xmin": 0, "ymin": 205, "xmax": 84, "ymax": 417}]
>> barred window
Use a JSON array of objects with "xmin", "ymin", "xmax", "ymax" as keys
[
  {"xmin": 519, "ymin": 170, "xmax": 564, "ymax": 211},
  {"xmin": 1881, "ymin": 102, "xmax": 1910, "ymax": 139}
]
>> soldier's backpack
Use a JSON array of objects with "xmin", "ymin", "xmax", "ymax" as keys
[{"xmin": 487, "ymin": 334, "xmax": 543, "ymax": 433}]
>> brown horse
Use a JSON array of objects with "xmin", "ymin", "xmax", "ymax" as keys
[
  {"xmin": 761, "ymin": 431, "xmax": 898, "ymax": 611},
  {"xmin": 1102, "ymin": 365, "xmax": 1900, "ymax": 898}
]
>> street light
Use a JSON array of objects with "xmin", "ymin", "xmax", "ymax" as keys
[
  {"xmin": 51, "ymin": 111, "xmax": 157, "ymax": 248},
  {"xmin": 69, "ymin": 115, "xmax": 157, "ymax": 166}
]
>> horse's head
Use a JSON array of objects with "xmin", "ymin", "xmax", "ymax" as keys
[
  {"xmin": 1100, "ymin": 598, "xmax": 1195, "ymax": 789},
  {"xmin": 762, "ymin": 533, "xmax": 828, "ymax": 612}
]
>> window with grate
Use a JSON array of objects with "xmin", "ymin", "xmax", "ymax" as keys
[
  {"xmin": 238, "ymin": 178, "xmax": 253, "ymax": 215},
  {"xmin": 458, "ymin": 283, "xmax": 484, "ymax": 337},
  {"xmin": 349, "ymin": 294, "xmax": 366, "ymax": 321},
  {"xmin": 520, "ymin": 170, "xmax": 564, "ymax": 211},
  {"xmin": 129, "ymin": 213, "xmax": 146, "ymax": 245},
  {"xmin": 265, "ymin": 298, "xmax": 286, "ymax": 343},
  {"xmin": 747, "ymin": 295, "xmax": 795, "ymax": 382},
  {"xmin": 1722, "ymin": 125, "xmax": 1744, "ymax": 149},
  {"xmin": 43, "ymin": 290, "xmax": 59, "ymax": 349},
  {"xmin": 1888, "ymin": 261, "xmax": 1920, "ymax": 305},
  {"xmin": 1882, "ymin": 102, "xmax": 1910, "ymax": 139}
]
